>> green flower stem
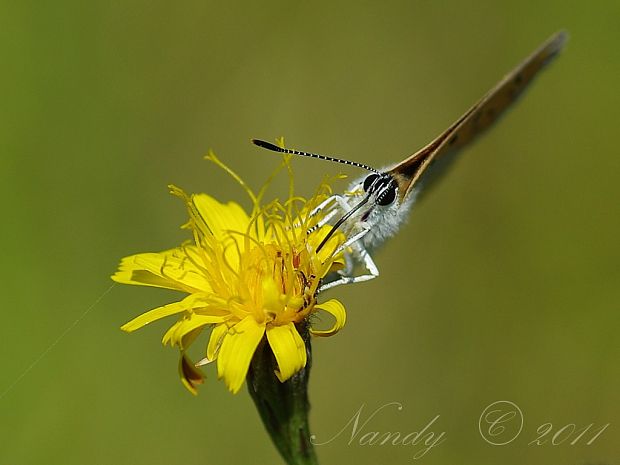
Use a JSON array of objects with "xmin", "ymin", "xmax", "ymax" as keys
[{"xmin": 247, "ymin": 322, "xmax": 318, "ymax": 465}]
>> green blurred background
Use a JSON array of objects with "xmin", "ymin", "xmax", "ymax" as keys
[{"xmin": 2, "ymin": 1, "xmax": 618, "ymax": 464}]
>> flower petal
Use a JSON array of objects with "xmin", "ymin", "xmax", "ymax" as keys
[
  {"xmin": 192, "ymin": 194, "xmax": 252, "ymax": 269},
  {"xmin": 121, "ymin": 299, "xmax": 189, "ymax": 333},
  {"xmin": 121, "ymin": 293, "xmax": 212, "ymax": 332},
  {"xmin": 112, "ymin": 248, "xmax": 211, "ymax": 293},
  {"xmin": 207, "ymin": 323, "xmax": 228, "ymax": 361},
  {"xmin": 217, "ymin": 316, "xmax": 265, "ymax": 393},
  {"xmin": 192, "ymin": 194, "xmax": 250, "ymax": 241},
  {"xmin": 162, "ymin": 313, "xmax": 228, "ymax": 347},
  {"xmin": 261, "ymin": 277, "xmax": 282, "ymax": 314},
  {"xmin": 266, "ymin": 323, "xmax": 307, "ymax": 382},
  {"xmin": 179, "ymin": 352, "xmax": 204, "ymax": 395},
  {"xmin": 310, "ymin": 299, "xmax": 347, "ymax": 337}
]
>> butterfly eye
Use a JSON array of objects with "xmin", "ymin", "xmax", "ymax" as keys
[
  {"xmin": 377, "ymin": 183, "xmax": 397, "ymax": 206},
  {"xmin": 363, "ymin": 174, "xmax": 379, "ymax": 192}
]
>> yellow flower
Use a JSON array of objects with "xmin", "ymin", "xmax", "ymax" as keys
[{"xmin": 112, "ymin": 151, "xmax": 347, "ymax": 394}]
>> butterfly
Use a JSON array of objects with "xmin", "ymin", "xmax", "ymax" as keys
[{"xmin": 253, "ymin": 30, "xmax": 568, "ymax": 292}]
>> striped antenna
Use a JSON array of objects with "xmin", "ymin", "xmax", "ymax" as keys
[{"xmin": 252, "ymin": 139, "xmax": 380, "ymax": 174}]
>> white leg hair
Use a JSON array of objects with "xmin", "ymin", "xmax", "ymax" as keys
[
  {"xmin": 318, "ymin": 226, "xmax": 380, "ymax": 292},
  {"xmin": 291, "ymin": 195, "xmax": 347, "ymax": 232},
  {"xmin": 299, "ymin": 193, "xmax": 381, "ymax": 292},
  {"xmin": 307, "ymin": 195, "xmax": 340, "ymax": 217},
  {"xmin": 305, "ymin": 194, "xmax": 352, "ymax": 232}
]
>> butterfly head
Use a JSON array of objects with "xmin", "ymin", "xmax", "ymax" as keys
[
  {"xmin": 345, "ymin": 171, "xmax": 404, "ymax": 228},
  {"xmin": 362, "ymin": 173, "xmax": 398, "ymax": 206}
]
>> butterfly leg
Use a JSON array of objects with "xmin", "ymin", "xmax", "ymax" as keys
[
  {"xmin": 307, "ymin": 195, "xmax": 340, "ymax": 218},
  {"xmin": 306, "ymin": 194, "xmax": 355, "ymax": 233},
  {"xmin": 318, "ymin": 228, "xmax": 380, "ymax": 292},
  {"xmin": 310, "ymin": 195, "xmax": 352, "ymax": 224},
  {"xmin": 291, "ymin": 194, "xmax": 348, "ymax": 231}
]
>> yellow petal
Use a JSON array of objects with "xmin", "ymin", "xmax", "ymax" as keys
[
  {"xmin": 121, "ymin": 299, "xmax": 189, "ymax": 333},
  {"xmin": 310, "ymin": 299, "xmax": 347, "ymax": 337},
  {"xmin": 216, "ymin": 316, "xmax": 265, "ymax": 393},
  {"xmin": 180, "ymin": 327, "xmax": 203, "ymax": 351},
  {"xmin": 161, "ymin": 319, "xmax": 183, "ymax": 346},
  {"xmin": 179, "ymin": 352, "xmax": 204, "ymax": 395},
  {"xmin": 192, "ymin": 194, "xmax": 251, "ymax": 268},
  {"xmin": 207, "ymin": 323, "xmax": 228, "ymax": 361},
  {"xmin": 111, "ymin": 249, "xmax": 211, "ymax": 293},
  {"xmin": 266, "ymin": 323, "xmax": 307, "ymax": 382},
  {"xmin": 161, "ymin": 313, "xmax": 228, "ymax": 347},
  {"xmin": 192, "ymin": 194, "xmax": 250, "ymax": 241},
  {"xmin": 261, "ymin": 277, "xmax": 282, "ymax": 314},
  {"xmin": 120, "ymin": 293, "xmax": 211, "ymax": 332}
]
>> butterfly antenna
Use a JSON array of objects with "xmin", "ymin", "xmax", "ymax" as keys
[{"xmin": 252, "ymin": 139, "xmax": 380, "ymax": 174}]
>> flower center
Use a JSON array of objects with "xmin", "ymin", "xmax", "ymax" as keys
[{"xmin": 240, "ymin": 242, "xmax": 317, "ymax": 327}]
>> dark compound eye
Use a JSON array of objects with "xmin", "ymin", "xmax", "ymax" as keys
[
  {"xmin": 377, "ymin": 183, "xmax": 397, "ymax": 206},
  {"xmin": 363, "ymin": 174, "xmax": 379, "ymax": 192},
  {"xmin": 363, "ymin": 173, "xmax": 397, "ymax": 206}
]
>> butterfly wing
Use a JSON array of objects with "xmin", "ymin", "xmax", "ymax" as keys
[{"xmin": 389, "ymin": 30, "xmax": 568, "ymax": 201}]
